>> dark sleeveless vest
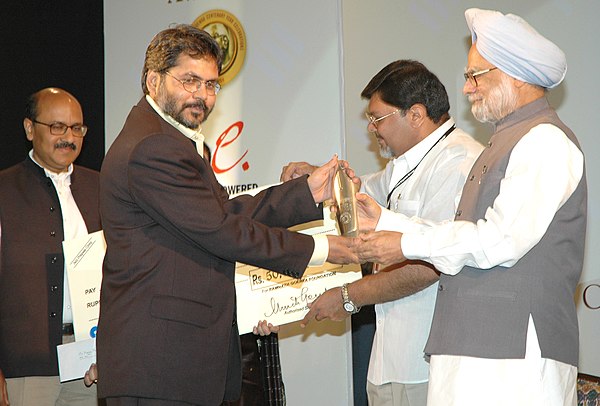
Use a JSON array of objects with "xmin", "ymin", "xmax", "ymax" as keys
[
  {"xmin": 424, "ymin": 98, "xmax": 586, "ymax": 367},
  {"xmin": 0, "ymin": 157, "xmax": 101, "ymax": 377}
]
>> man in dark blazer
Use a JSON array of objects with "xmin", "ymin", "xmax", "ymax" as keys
[
  {"xmin": 0, "ymin": 88, "xmax": 101, "ymax": 406},
  {"xmin": 97, "ymin": 25, "xmax": 355, "ymax": 406}
]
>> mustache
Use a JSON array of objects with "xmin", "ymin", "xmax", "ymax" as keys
[
  {"xmin": 184, "ymin": 100, "xmax": 208, "ymax": 112},
  {"xmin": 54, "ymin": 141, "xmax": 77, "ymax": 150}
]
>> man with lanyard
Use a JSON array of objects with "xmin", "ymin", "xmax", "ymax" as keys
[{"xmin": 283, "ymin": 60, "xmax": 482, "ymax": 406}]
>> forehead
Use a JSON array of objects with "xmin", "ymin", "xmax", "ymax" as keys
[
  {"xmin": 36, "ymin": 93, "xmax": 83, "ymax": 120},
  {"xmin": 172, "ymin": 53, "xmax": 219, "ymax": 78}
]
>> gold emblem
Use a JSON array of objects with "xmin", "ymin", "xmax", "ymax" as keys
[{"xmin": 192, "ymin": 9, "xmax": 246, "ymax": 86}]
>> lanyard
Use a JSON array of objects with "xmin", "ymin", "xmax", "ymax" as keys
[{"xmin": 386, "ymin": 125, "xmax": 456, "ymax": 209}]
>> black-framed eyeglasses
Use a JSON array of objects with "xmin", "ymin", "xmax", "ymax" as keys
[
  {"xmin": 365, "ymin": 109, "xmax": 401, "ymax": 129},
  {"xmin": 464, "ymin": 67, "xmax": 498, "ymax": 87},
  {"xmin": 32, "ymin": 120, "xmax": 88, "ymax": 137},
  {"xmin": 164, "ymin": 71, "xmax": 221, "ymax": 95}
]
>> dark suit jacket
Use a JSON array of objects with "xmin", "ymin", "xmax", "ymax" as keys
[
  {"xmin": 97, "ymin": 97, "xmax": 322, "ymax": 405},
  {"xmin": 0, "ymin": 158, "xmax": 101, "ymax": 377}
]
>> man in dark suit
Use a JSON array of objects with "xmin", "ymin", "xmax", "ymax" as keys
[
  {"xmin": 97, "ymin": 25, "xmax": 355, "ymax": 406},
  {"xmin": 0, "ymin": 88, "xmax": 101, "ymax": 406}
]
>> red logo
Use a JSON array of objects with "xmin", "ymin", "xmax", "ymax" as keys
[{"xmin": 212, "ymin": 121, "xmax": 249, "ymax": 174}]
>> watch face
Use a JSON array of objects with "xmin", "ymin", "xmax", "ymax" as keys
[{"xmin": 344, "ymin": 302, "xmax": 355, "ymax": 312}]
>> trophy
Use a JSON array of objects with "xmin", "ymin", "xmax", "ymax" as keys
[{"xmin": 333, "ymin": 163, "xmax": 359, "ymax": 237}]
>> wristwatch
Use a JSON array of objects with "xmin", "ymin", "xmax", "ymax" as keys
[{"xmin": 341, "ymin": 283, "xmax": 361, "ymax": 314}]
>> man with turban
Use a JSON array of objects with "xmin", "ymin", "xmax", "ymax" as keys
[{"xmin": 353, "ymin": 8, "xmax": 586, "ymax": 405}]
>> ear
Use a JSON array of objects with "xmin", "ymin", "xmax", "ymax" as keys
[
  {"xmin": 408, "ymin": 104, "xmax": 426, "ymax": 128},
  {"xmin": 146, "ymin": 70, "xmax": 160, "ymax": 97},
  {"xmin": 23, "ymin": 118, "xmax": 34, "ymax": 141}
]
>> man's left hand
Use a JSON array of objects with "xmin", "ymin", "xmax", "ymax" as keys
[
  {"xmin": 358, "ymin": 231, "xmax": 406, "ymax": 266},
  {"xmin": 83, "ymin": 363, "xmax": 98, "ymax": 387}
]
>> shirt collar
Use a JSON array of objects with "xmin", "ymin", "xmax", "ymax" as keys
[
  {"xmin": 145, "ymin": 94, "xmax": 205, "ymax": 147},
  {"xmin": 392, "ymin": 117, "xmax": 455, "ymax": 170},
  {"xmin": 29, "ymin": 150, "xmax": 73, "ymax": 184}
]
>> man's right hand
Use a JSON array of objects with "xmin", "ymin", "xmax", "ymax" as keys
[
  {"xmin": 356, "ymin": 193, "xmax": 382, "ymax": 231},
  {"xmin": 1, "ymin": 368, "xmax": 10, "ymax": 406}
]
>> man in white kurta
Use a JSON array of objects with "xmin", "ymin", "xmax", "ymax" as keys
[{"xmin": 355, "ymin": 9, "xmax": 585, "ymax": 406}]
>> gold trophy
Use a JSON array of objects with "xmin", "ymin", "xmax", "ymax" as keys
[{"xmin": 333, "ymin": 163, "xmax": 359, "ymax": 237}]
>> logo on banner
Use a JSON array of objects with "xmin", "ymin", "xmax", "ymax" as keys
[
  {"xmin": 193, "ymin": 9, "xmax": 246, "ymax": 86},
  {"xmin": 582, "ymin": 282, "xmax": 600, "ymax": 310}
]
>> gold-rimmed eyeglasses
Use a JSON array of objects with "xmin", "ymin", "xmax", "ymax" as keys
[
  {"xmin": 164, "ymin": 71, "xmax": 221, "ymax": 95},
  {"xmin": 464, "ymin": 67, "xmax": 498, "ymax": 87},
  {"xmin": 365, "ymin": 109, "xmax": 400, "ymax": 128},
  {"xmin": 32, "ymin": 120, "xmax": 88, "ymax": 137}
]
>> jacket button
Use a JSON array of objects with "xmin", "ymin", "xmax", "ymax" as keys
[
  {"xmin": 456, "ymin": 210, "xmax": 462, "ymax": 217},
  {"xmin": 51, "ymin": 285, "xmax": 59, "ymax": 292},
  {"xmin": 50, "ymin": 206, "xmax": 55, "ymax": 212},
  {"xmin": 51, "ymin": 256, "xmax": 58, "ymax": 264},
  {"xmin": 50, "ymin": 312, "xmax": 57, "ymax": 318},
  {"xmin": 50, "ymin": 231, "xmax": 56, "ymax": 237},
  {"xmin": 469, "ymin": 175, "xmax": 475, "ymax": 181},
  {"xmin": 438, "ymin": 284, "xmax": 445, "ymax": 291}
]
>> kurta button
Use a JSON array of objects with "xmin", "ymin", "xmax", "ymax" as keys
[
  {"xmin": 50, "ymin": 231, "xmax": 56, "ymax": 237},
  {"xmin": 50, "ymin": 312, "xmax": 57, "ymax": 318}
]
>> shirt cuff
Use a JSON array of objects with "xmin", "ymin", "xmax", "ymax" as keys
[
  {"xmin": 375, "ymin": 208, "xmax": 411, "ymax": 232},
  {"xmin": 401, "ymin": 232, "xmax": 429, "ymax": 260},
  {"xmin": 308, "ymin": 234, "xmax": 329, "ymax": 266}
]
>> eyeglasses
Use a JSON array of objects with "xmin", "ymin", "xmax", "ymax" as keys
[
  {"xmin": 463, "ymin": 67, "xmax": 498, "ymax": 87},
  {"xmin": 32, "ymin": 120, "xmax": 88, "ymax": 137},
  {"xmin": 164, "ymin": 71, "xmax": 221, "ymax": 95},
  {"xmin": 365, "ymin": 109, "xmax": 400, "ymax": 128}
]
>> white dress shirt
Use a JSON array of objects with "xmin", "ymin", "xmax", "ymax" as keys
[{"xmin": 362, "ymin": 119, "xmax": 483, "ymax": 385}]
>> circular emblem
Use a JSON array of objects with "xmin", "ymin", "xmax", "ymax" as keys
[{"xmin": 192, "ymin": 9, "xmax": 247, "ymax": 86}]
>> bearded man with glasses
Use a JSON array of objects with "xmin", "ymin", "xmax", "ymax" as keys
[
  {"xmin": 0, "ymin": 87, "xmax": 101, "ymax": 406},
  {"xmin": 96, "ymin": 24, "xmax": 356, "ymax": 406}
]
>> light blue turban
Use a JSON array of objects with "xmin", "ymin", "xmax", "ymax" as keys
[{"xmin": 465, "ymin": 8, "xmax": 567, "ymax": 89}]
